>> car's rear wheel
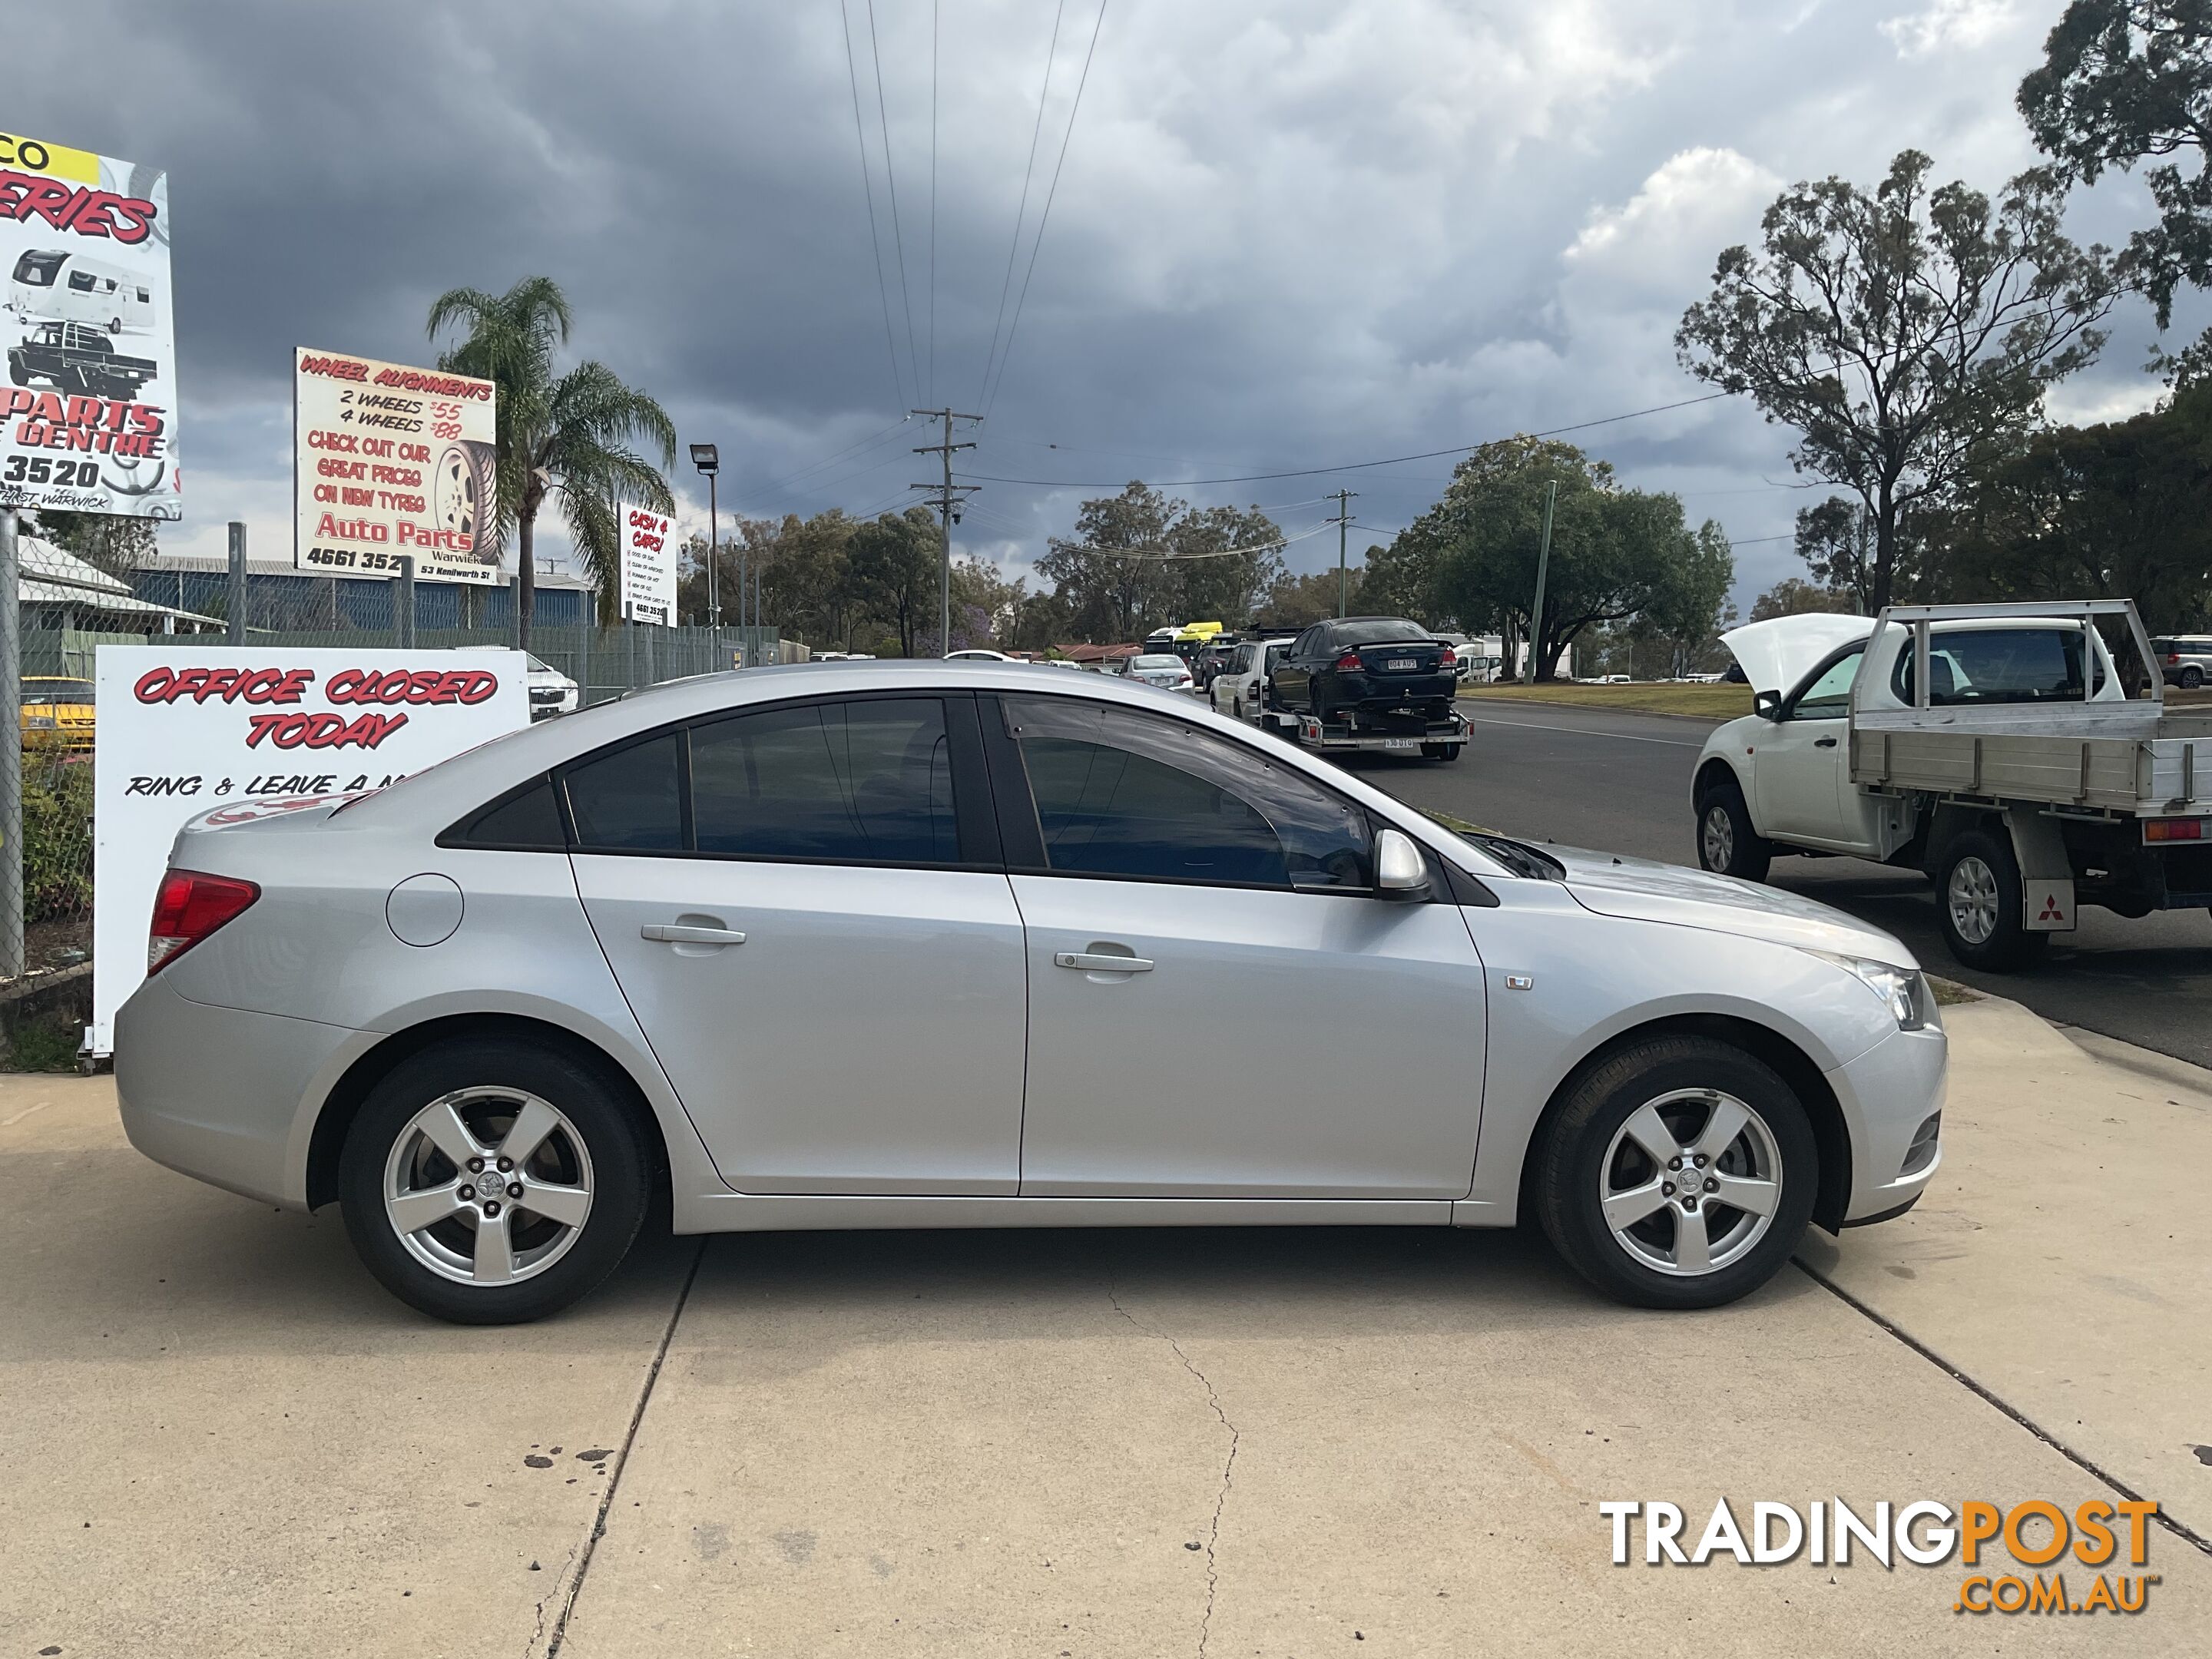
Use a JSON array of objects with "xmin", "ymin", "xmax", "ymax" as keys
[
  {"xmin": 338, "ymin": 1037, "xmax": 650, "ymax": 1324},
  {"xmin": 1935, "ymin": 829, "xmax": 2047, "ymax": 972},
  {"xmin": 1535, "ymin": 1036, "xmax": 1816, "ymax": 1310},
  {"xmin": 1694, "ymin": 779, "xmax": 1770, "ymax": 882},
  {"xmin": 2184, "ymin": 666, "xmax": 2204, "ymax": 690}
]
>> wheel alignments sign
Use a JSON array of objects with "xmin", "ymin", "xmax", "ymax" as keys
[
  {"xmin": 294, "ymin": 348, "xmax": 497, "ymax": 581},
  {"xmin": 0, "ymin": 131, "xmax": 182, "ymax": 518}
]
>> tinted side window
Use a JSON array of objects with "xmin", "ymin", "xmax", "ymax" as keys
[
  {"xmin": 689, "ymin": 697, "xmax": 957, "ymax": 864},
  {"xmin": 445, "ymin": 775, "xmax": 566, "ymax": 850},
  {"xmin": 565, "ymin": 733, "xmax": 684, "ymax": 850},
  {"xmin": 1005, "ymin": 698, "xmax": 1371, "ymax": 889}
]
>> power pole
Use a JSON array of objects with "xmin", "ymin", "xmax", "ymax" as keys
[
  {"xmin": 910, "ymin": 407, "xmax": 981, "ymax": 656},
  {"xmin": 1522, "ymin": 480, "xmax": 1558, "ymax": 684},
  {"xmin": 1327, "ymin": 488, "xmax": 1357, "ymax": 617}
]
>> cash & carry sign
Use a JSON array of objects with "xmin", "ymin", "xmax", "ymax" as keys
[
  {"xmin": 294, "ymin": 347, "xmax": 498, "ymax": 584},
  {"xmin": 620, "ymin": 504, "xmax": 675, "ymax": 624},
  {"xmin": 89, "ymin": 647, "xmax": 528, "ymax": 1053},
  {"xmin": 0, "ymin": 129, "xmax": 182, "ymax": 519}
]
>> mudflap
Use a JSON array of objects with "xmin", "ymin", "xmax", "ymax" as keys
[{"xmin": 2008, "ymin": 808, "xmax": 2077, "ymax": 932}]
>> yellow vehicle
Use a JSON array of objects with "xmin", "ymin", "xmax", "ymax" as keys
[{"xmin": 21, "ymin": 677, "xmax": 96, "ymax": 754}]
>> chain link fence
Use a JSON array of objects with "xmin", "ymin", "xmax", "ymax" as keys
[{"xmin": 3, "ymin": 525, "xmax": 786, "ymax": 1055}]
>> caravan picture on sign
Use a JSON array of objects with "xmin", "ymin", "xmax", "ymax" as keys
[{"xmin": 0, "ymin": 131, "xmax": 182, "ymax": 519}]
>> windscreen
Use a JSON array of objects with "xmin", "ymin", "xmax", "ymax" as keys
[{"xmin": 12, "ymin": 250, "xmax": 64, "ymax": 286}]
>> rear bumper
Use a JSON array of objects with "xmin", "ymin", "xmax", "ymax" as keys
[
  {"xmin": 114, "ymin": 972, "xmax": 369, "ymax": 1211},
  {"xmin": 1824, "ymin": 1022, "xmax": 1948, "ymax": 1224}
]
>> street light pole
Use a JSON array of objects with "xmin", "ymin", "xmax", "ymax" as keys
[{"xmin": 689, "ymin": 443, "xmax": 720, "ymax": 658}]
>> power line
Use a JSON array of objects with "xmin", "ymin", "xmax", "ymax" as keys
[
  {"xmin": 866, "ymin": 0, "xmax": 924, "ymax": 403},
  {"xmin": 956, "ymin": 390, "xmax": 1735, "ymax": 488},
  {"xmin": 983, "ymin": 0, "xmax": 1109, "ymax": 419},
  {"xmin": 979, "ymin": 0, "xmax": 1068, "ymax": 410},
  {"xmin": 838, "ymin": 0, "xmax": 908, "ymax": 409},
  {"xmin": 734, "ymin": 415, "xmax": 913, "ymax": 504}
]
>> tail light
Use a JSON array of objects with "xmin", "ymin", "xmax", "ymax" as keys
[
  {"xmin": 1438, "ymin": 647, "xmax": 1457, "ymax": 670},
  {"xmin": 2169, "ymin": 653, "xmax": 2182, "ymax": 664},
  {"xmin": 147, "ymin": 869, "xmax": 260, "ymax": 973},
  {"xmin": 2145, "ymin": 817, "xmax": 2206, "ymax": 843},
  {"xmin": 1335, "ymin": 651, "xmax": 1364, "ymax": 671}
]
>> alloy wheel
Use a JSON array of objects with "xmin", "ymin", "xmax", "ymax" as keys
[
  {"xmin": 432, "ymin": 443, "xmax": 479, "ymax": 540},
  {"xmin": 1700, "ymin": 803, "xmax": 1734, "ymax": 870},
  {"xmin": 1947, "ymin": 855, "xmax": 2000, "ymax": 945},
  {"xmin": 382, "ymin": 1087, "xmax": 594, "ymax": 1286},
  {"xmin": 1598, "ymin": 1088, "xmax": 1783, "ymax": 1277}
]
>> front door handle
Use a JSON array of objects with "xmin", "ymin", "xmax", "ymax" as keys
[
  {"xmin": 642, "ymin": 923, "xmax": 747, "ymax": 946},
  {"xmin": 1054, "ymin": 951, "xmax": 1154, "ymax": 973},
  {"xmin": 1813, "ymin": 736, "xmax": 1838, "ymax": 748}
]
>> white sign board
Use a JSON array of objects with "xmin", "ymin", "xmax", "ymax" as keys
[
  {"xmin": 0, "ymin": 130, "xmax": 183, "ymax": 520},
  {"xmin": 619, "ymin": 504, "xmax": 676, "ymax": 624},
  {"xmin": 91, "ymin": 647, "xmax": 530, "ymax": 1053},
  {"xmin": 293, "ymin": 347, "xmax": 498, "ymax": 583}
]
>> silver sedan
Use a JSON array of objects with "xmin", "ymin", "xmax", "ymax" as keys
[{"xmin": 115, "ymin": 661, "xmax": 1945, "ymax": 1323}]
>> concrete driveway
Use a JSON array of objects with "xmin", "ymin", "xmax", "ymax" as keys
[{"xmin": 5, "ymin": 997, "xmax": 2207, "ymax": 1657}]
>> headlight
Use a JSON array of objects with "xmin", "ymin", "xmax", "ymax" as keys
[{"xmin": 1804, "ymin": 950, "xmax": 1929, "ymax": 1031}]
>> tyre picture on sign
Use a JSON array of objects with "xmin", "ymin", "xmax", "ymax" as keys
[
  {"xmin": 293, "ymin": 347, "xmax": 499, "ymax": 584},
  {"xmin": 0, "ymin": 131, "xmax": 184, "ymax": 520}
]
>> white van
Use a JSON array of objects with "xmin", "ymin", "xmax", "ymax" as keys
[{"xmin": 8, "ymin": 249, "xmax": 157, "ymax": 334}]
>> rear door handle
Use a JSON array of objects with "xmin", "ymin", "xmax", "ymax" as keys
[
  {"xmin": 1813, "ymin": 736, "xmax": 1838, "ymax": 748},
  {"xmin": 642, "ymin": 924, "xmax": 747, "ymax": 946},
  {"xmin": 1054, "ymin": 951, "xmax": 1154, "ymax": 973}
]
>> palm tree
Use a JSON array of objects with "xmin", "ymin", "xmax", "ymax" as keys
[{"xmin": 426, "ymin": 276, "xmax": 677, "ymax": 646}]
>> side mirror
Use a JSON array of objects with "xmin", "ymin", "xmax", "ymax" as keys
[
  {"xmin": 1753, "ymin": 689, "xmax": 1782, "ymax": 720},
  {"xmin": 1375, "ymin": 828, "xmax": 1429, "ymax": 898}
]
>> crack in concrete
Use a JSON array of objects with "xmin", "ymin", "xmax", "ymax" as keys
[{"xmin": 1108, "ymin": 1281, "xmax": 1240, "ymax": 1659}]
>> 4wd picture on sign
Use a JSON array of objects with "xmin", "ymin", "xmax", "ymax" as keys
[
  {"xmin": 0, "ymin": 130, "xmax": 182, "ymax": 519},
  {"xmin": 293, "ymin": 347, "xmax": 498, "ymax": 584}
]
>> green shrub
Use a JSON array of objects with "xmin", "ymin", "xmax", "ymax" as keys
[{"xmin": 22, "ymin": 760, "xmax": 93, "ymax": 924}]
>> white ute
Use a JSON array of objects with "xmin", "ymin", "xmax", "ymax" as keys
[{"xmin": 1693, "ymin": 600, "xmax": 2212, "ymax": 971}]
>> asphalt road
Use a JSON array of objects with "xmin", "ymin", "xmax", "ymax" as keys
[{"xmin": 1344, "ymin": 700, "xmax": 2212, "ymax": 1068}]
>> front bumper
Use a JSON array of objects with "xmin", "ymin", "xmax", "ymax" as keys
[
  {"xmin": 114, "ymin": 971, "xmax": 369, "ymax": 1210},
  {"xmin": 1824, "ymin": 1022, "xmax": 1949, "ymax": 1223}
]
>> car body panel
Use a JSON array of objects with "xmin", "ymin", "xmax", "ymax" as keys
[
  {"xmin": 573, "ymin": 854, "xmax": 1030, "ymax": 1194},
  {"xmin": 1010, "ymin": 873, "xmax": 1488, "ymax": 1198}
]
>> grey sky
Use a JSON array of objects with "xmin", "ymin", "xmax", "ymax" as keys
[{"xmin": 14, "ymin": 0, "xmax": 2203, "ymax": 608}]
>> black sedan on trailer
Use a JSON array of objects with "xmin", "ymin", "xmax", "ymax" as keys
[{"xmin": 1268, "ymin": 618, "xmax": 1459, "ymax": 731}]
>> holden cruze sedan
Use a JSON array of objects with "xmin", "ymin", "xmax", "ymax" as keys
[{"xmin": 115, "ymin": 661, "xmax": 1945, "ymax": 1324}]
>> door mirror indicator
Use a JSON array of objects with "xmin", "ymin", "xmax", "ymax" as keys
[{"xmin": 1376, "ymin": 829, "xmax": 1429, "ymax": 896}]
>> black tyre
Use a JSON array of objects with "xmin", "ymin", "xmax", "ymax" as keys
[
  {"xmin": 338, "ymin": 1035, "xmax": 651, "ymax": 1324},
  {"xmin": 1535, "ymin": 1036, "xmax": 1817, "ymax": 1310},
  {"xmin": 2183, "ymin": 667, "xmax": 2204, "ymax": 690},
  {"xmin": 1694, "ymin": 778, "xmax": 1770, "ymax": 882},
  {"xmin": 1935, "ymin": 828, "xmax": 2048, "ymax": 972},
  {"xmin": 1421, "ymin": 742, "xmax": 1462, "ymax": 761}
]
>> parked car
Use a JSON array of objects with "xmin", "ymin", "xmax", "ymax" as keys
[
  {"xmin": 19, "ymin": 674, "xmax": 95, "ymax": 753},
  {"xmin": 459, "ymin": 647, "xmax": 578, "ymax": 720},
  {"xmin": 2150, "ymin": 634, "xmax": 2212, "ymax": 690},
  {"xmin": 1124, "ymin": 652, "xmax": 1194, "ymax": 691},
  {"xmin": 1192, "ymin": 641, "xmax": 1242, "ymax": 693},
  {"xmin": 1269, "ymin": 618, "xmax": 1457, "ymax": 730},
  {"xmin": 1210, "ymin": 636, "xmax": 1294, "ymax": 722},
  {"xmin": 945, "ymin": 649, "xmax": 1017, "ymax": 662},
  {"xmin": 115, "ymin": 661, "xmax": 1946, "ymax": 1324}
]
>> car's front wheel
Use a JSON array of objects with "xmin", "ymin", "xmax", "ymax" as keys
[
  {"xmin": 1535, "ymin": 1036, "xmax": 1816, "ymax": 1310},
  {"xmin": 1694, "ymin": 780, "xmax": 1770, "ymax": 882},
  {"xmin": 2183, "ymin": 666, "xmax": 2204, "ymax": 690},
  {"xmin": 338, "ymin": 1036, "xmax": 651, "ymax": 1324}
]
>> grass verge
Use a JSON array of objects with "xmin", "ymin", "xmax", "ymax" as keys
[{"xmin": 1460, "ymin": 681, "xmax": 1752, "ymax": 719}]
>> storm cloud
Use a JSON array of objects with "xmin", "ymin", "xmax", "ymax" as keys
[{"xmin": 12, "ymin": 0, "xmax": 2202, "ymax": 604}]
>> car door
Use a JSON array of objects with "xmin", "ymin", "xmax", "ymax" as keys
[
  {"xmin": 1752, "ymin": 645, "xmax": 1867, "ymax": 848},
  {"xmin": 1274, "ymin": 629, "xmax": 1315, "ymax": 711},
  {"xmin": 987, "ymin": 694, "xmax": 1488, "ymax": 1198},
  {"xmin": 567, "ymin": 691, "xmax": 1029, "ymax": 1194}
]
